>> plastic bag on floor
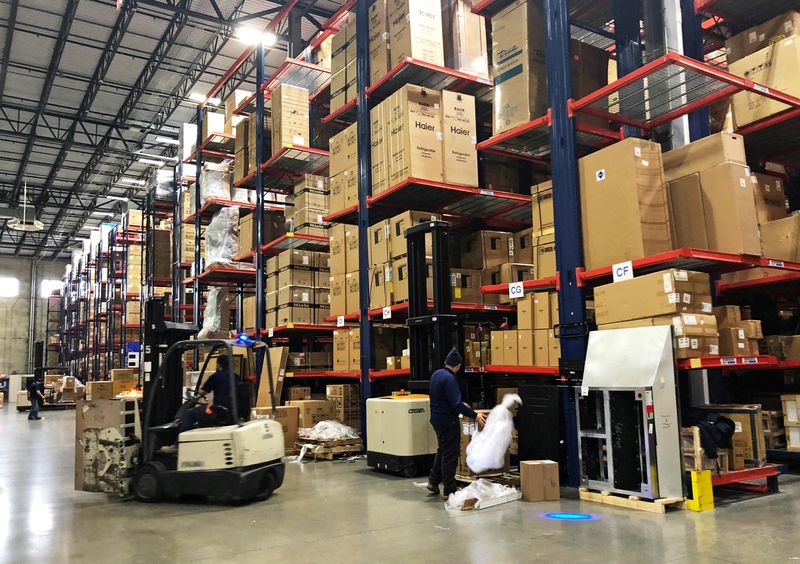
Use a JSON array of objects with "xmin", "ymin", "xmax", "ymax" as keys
[
  {"xmin": 466, "ymin": 393, "xmax": 522, "ymax": 474},
  {"xmin": 444, "ymin": 479, "xmax": 519, "ymax": 511}
]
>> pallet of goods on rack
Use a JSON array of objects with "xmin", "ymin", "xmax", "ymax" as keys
[
  {"xmin": 181, "ymin": 199, "xmax": 256, "ymax": 225},
  {"xmin": 182, "ymin": 133, "xmax": 235, "ymax": 164},
  {"xmin": 234, "ymin": 146, "xmax": 329, "ymax": 190},
  {"xmin": 694, "ymin": 0, "xmax": 798, "ymax": 31}
]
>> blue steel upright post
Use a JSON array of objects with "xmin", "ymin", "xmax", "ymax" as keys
[
  {"xmin": 680, "ymin": 0, "xmax": 710, "ymax": 141},
  {"xmin": 172, "ymin": 165, "xmax": 181, "ymax": 322},
  {"xmin": 613, "ymin": 0, "xmax": 644, "ymax": 139},
  {"xmin": 355, "ymin": 0, "xmax": 373, "ymax": 434},
  {"xmin": 193, "ymin": 106, "xmax": 203, "ymax": 331},
  {"xmin": 255, "ymin": 43, "xmax": 267, "ymax": 344},
  {"xmin": 545, "ymin": 0, "xmax": 587, "ymax": 488}
]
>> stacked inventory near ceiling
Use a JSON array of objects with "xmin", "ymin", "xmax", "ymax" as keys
[{"xmin": 53, "ymin": 0, "xmax": 800, "ymax": 503}]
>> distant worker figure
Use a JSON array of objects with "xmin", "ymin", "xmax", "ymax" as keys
[
  {"xmin": 27, "ymin": 376, "xmax": 45, "ymax": 421},
  {"xmin": 426, "ymin": 348, "xmax": 487, "ymax": 499}
]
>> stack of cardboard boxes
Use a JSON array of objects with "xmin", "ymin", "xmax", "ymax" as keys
[
  {"xmin": 489, "ymin": 292, "xmax": 560, "ymax": 367},
  {"xmin": 727, "ymin": 10, "xmax": 800, "ymax": 129},
  {"xmin": 764, "ymin": 335, "xmax": 800, "ymax": 361},
  {"xmin": 491, "ymin": 0, "xmax": 607, "ymax": 135},
  {"xmin": 370, "ymin": 86, "xmax": 479, "ymax": 194},
  {"xmin": 286, "ymin": 351, "xmax": 333, "ymax": 372},
  {"xmin": 712, "ymin": 305, "xmax": 763, "ymax": 356},
  {"xmin": 238, "ymin": 210, "xmax": 286, "ymax": 256},
  {"xmin": 595, "ymin": 269, "xmax": 719, "ymax": 359},
  {"xmin": 330, "ymin": 12, "xmax": 357, "ymax": 114},
  {"xmin": 272, "ymin": 84, "xmax": 311, "ymax": 153},
  {"xmin": 328, "ymin": 123, "xmax": 359, "ymax": 215},
  {"xmin": 284, "ymin": 174, "xmax": 330, "ymax": 238},
  {"xmin": 327, "ymin": 384, "xmax": 361, "ymax": 429},
  {"xmin": 781, "ymin": 394, "xmax": 800, "ymax": 451}
]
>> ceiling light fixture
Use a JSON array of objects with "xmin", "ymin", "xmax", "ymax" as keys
[
  {"xmin": 105, "ymin": 196, "xmax": 129, "ymax": 202},
  {"xmin": 154, "ymin": 136, "xmax": 180, "ymax": 145},
  {"xmin": 235, "ymin": 26, "xmax": 277, "ymax": 47},
  {"xmin": 91, "ymin": 211, "xmax": 115, "ymax": 217},
  {"xmin": 138, "ymin": 158, "xmax": 164, "ymax": 166},
  {"xmin": 120, "ymin": 178, "xmax": 146, "ymax": 185},
  {"xmin": 189, "ymin": 92, "xmax": 221, "ymax": 106},
  {"xmin": 8, "ymin": 180, "xmax": 44, "ymax": 232}
]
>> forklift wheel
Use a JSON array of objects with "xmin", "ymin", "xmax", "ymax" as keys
[
  {"xmin": 133, "ymin": 464, "xmax": 163, "ymax": 503},
  {"xmin": 254, "ymin": 470, "xmax": 276, "ymax": 501},
  {"xmin": 402, "ymin": 463, "xmax": 418, "ymax": 478}
]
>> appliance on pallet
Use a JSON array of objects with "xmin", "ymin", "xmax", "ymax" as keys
[{"xmin": 576, "ymin": 325, "xmax": 683, "ymax": 501}]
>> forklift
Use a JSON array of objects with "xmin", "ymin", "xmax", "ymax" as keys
[
  {"xmin": 366, "ymin": 220, "xmax": 461, "ymax": 477},
  {"xmin": 131, "ymin": 338, "xmax": 285, "ymax": 503},
  {"xmin": 77, "ymin": 298, "xmax": 285, "ymax": 503}
]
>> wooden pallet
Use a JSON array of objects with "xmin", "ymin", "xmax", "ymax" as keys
[
  {"xmin": 579, "ymin": 488, "xmax": 684, "ymax": 514},
  {"xmin": 456, "ymin": 472, "xmax": 521, "ymax": 487},
  {"xmin": 295, "ymin": 437, "xmax": 363, "ymax": 460},
  {"xmin": 681, "ymin": 426, "xmax": 730, "ymax": 472}
]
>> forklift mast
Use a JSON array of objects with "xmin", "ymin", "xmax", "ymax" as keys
[
  {"xmin": 405, "ymin": 220, "xmax": 462, "ymax": 391},
  {"xmin": 142, "ymin": 298, "xmax": 198, "ymax": 427}
]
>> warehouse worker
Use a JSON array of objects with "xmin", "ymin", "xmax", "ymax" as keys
[
  {"xmin": 426, "ymin": 348, "xmax": 487, "ymax": 499},
  {"xmin": 27, "ymin": 376, "xmax": 45, "ymax": 421},
  {"xmin": 160, "ymin": 355, "xmax": 234, "ymax": 454}
]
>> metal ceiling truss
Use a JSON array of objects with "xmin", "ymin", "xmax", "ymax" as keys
[
  {"xmin": 0, "ymin": 0, "xmax": 19, "ymax": 106},
  {"xmin": 31, "ymin": 0, "xmax": 197, "ymax": 257},
  {"xmin": 9, "ymin": 0, "xmax": 80, "ymax": 203},
  {"xmin": 135, "ymin": 0, "xmax": 332, "ymax": 29},
  {"xmin": 43, "ymin": 0, "xmax": 255, "ymax": 259}
]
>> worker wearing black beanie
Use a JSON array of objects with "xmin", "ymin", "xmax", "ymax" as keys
[{"xmin": 426, "ymin": 347, "xmax": 487, "ymax": 499}]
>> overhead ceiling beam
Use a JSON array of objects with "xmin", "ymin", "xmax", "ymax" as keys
[
  {"xmin": 135, "ymin": 0, "xmax": 334, "ymax": 27},
  {"xmin": 48, "ymin": 0, "xmax": 261, "ymax": 259},
  {"xmin": 0, "ymin": 0, "xmax": 19, "ymax": 105},
  {"xmin": 10, "ymin": 0, "xmax": 80, "ymax": 203},
  {"xmin": 37, "ymin": 0, "xmax": 197, "ymax": 257}
]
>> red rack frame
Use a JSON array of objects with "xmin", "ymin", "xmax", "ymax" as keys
[
  {"xmin": 676, "ymin": 355, "xmax": 779, "ymax": 370},
  {"xmin": 233, "ymin": 145, "xmax": 329, "ymax": 189},
  {"xmin": 181, "ymin": 199, "xmax": 256, "ymax": 225},
  {"xmin": 236, "ymin": 233, "xmax": 330, "ymax": 261},
  {"xmin": 182, "ymin": 132, "xmax": 235, "ymax": 164},
  {"xmin": 481, "ymin": 276, "xmax": 560, "ymax": 296},
  {"xmin": 323, "ymin": 300, "xmax": 518, "ymax": 323}
]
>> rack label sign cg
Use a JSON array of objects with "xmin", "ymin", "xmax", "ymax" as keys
[{"xmin": 508, "ymin": 281, "xmax": 525, "ymax": 299}]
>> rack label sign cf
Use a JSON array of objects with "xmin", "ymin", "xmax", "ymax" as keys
[{"xmin": 613, "ymin": 261, "xmax": 634, "ymax": 283}]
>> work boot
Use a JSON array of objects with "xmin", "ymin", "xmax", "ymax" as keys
[{"xmin": 426, "ymin": 482, "xmax": 440, "ymax": 496}]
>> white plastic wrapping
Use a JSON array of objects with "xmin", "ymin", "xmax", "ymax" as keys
[
  {"xmin": 149, "ymin": 168, "xmax": 176, "ymax": 200},
  {"xmin": 231, "ymin": 186, "xmax": 250, "ymax": 203},
  {"xmin": 298, "ymin": 420, "xmax": 360, "ymax": 440},
  {"xmin": 466, "ymin": 393, "xmax": 522, "ymax": 474},
  {"xmin": 204, "ymin": 207, "xmax": 240, "ymax": 266},
  {"xmin": 198, "ymin": 287, "xmax": 230, "ymax": 339},
  {"xmin": 197, "ymin": 164, "xmax": 231, "ymax": 204},
  {"xmin": 444, "ymin": 479, "xmax": 520, "ymax": 511}
]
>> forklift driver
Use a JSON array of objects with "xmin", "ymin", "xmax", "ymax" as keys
[{"xmin": 159, "ymin": 355, "xmax": 234, "ymax": 454}]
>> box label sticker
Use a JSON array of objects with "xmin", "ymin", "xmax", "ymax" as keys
[
  {"xmin": 735, "ymin": 421, "xmax": 742, "ymax": 433},
  {"xmin": 678, "ymin": 337, "xmax": 690, "ymax": 348},
  {"xmin": 382, "ymin": 306, "xmax": 391, "ymax": 320},
  {"xmin": 508, "ymin": 281, "xmax": 525, "ymax": 299},
  {"xmin": 634, "ymin": 146, "xmax": 642, "ymax": 157},
  {"xmin": 684, "ymin": 315, "xmax": 698, "ymax": 325},
  {"xmin": 668, "ymin": 293, "xmax": 679, "ymax": 304},
  {"xmin": 336, "ymin": 315, "xmax": 345, "ymax": 327},
  {"xmin": 683, "ymin": 293, "xmax": 692, "ymax": 304},
  {"xmin": 268, "ymin": 328, "xmax": 274, "ymax": 337},
  {"xmin": 663, "ymin": 273, "xmax": 673, "ymax": 293},
  {"xmin": 613, "ymin": 261, "xmax": 633, "ymax": 282},
  {"xmin": 674, "ymin": 270, "xmax": 688, "ymax": 281},
  {"xmin": 738, "ymin": 329, "xmax": 745, "ymax": 339},
  {"xmin": 595, "ymin": 169, "xmax": 606, "ymax": 182},
  {"xmin": 702, "ymin": 302, "xmax": 712, "ymax": 313},
  {"xmin": 709, "ymin": 344, "xmax": 719, "ymax": 355},
  {"xmin": 691, "ymin": 338, "xmax": 699, "ymax": 349}
]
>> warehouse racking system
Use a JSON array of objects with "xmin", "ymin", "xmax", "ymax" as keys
[{"xmin": 54, "ymin": 0, "xmax": 800, "ymax": 498}]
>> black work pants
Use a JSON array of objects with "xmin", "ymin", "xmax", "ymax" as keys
[{"xmin": 429, "ymin": 422, "xmax": 460, "ymax": 495}]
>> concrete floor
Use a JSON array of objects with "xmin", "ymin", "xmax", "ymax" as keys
[{"xmin": 2, "ymin": 408, "xmax": 800, "ymax": 564}]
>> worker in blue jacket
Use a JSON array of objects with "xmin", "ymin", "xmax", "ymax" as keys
[{"xmin": 426, "ymin": 348, "xmax": 487, "ymax": 499}]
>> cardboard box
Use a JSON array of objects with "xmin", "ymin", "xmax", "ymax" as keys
[
  {"xmin": 86, "ymin": 381, "xmax": 114, "ymax": 401},
  {"xmin": 386, "ymin": 85, "xmax": 444, "ymax": 186},
  {"xmin": 532, "ymin": 329, "xmax": 549, "ymax": 366},
  {"xmin": 345, "ymin": 272, "xmax": 360, "ymax": 313},
  {"xmin": 782, "ymin": 336, "xmax": 800, "ymax": 361},
  {"xmin": 534, "ymin": 233, "xmax": 556, "ymax": 278},
  {"xmin": 726, "ymin": 11, "xmax": 800, "ymax": 63},
  {"xmin": 668, "ymin": 163, "xmax": 761, "ymax": 255},
  {"xmin": 483, "ymin": 160, "xmax": 520, "ymax": 193},
  {"xmin": 599, "ymin": 314, "xmax": 720, "ymax": 359},
  {"xmin": 286, "ymin": 399, "xmax": 337, "ymax": 428},
  {"xmin": 517, "ymin": 330, "xmax": 534, "ymax": 366},
  {"xmin": 594, "ymin": 269, "xmax": 712, "ymax": 325},
  {"xmin": 271, "ymin": 84, "xmax": 310, "ymax": 153},
  {"xmin": 719, "ymin": 327, "xmax": 748, "ymax": 356},
  {"xmin": 730, "ymin": 37, "xmax": 800, "ymax": 128},
  {"xmin": 224, "ymin": 89, "xmax": 252, "ymax": 133},
  {"xmin": 751, "ymin": 172, "xmax": 788, "ymax": 225},
  {"xmin": 514, "ymin": 228, "xmax": 534, "ymax": 264},
  {"xmin": 369, "ymin": 265, "xmax": 390, "ymax": 310},
  {"xmin": 442, "ymin": 0, "xmax": 489, "ymax": 79},
  {"xmin": 490, "ymin": 331, "xmax": 504, "ymax": 365},
  {"xmin": 663, "ymin": 132, "xmax": 747, "ymax": 183},
  {"xmin": 760, "ymin": 215, "xmax": 800, "ymax": 262},
  {"xmin": 389, "ymin": 210, "xmax": 441, "ymax": 259},
  {"xmin": 501, "ymin": 330, "xmax": 518, "ymax": 365},
  {"xmin": 517, "ymin": 294, "xmax": 535, "ymax": 331},
  {"xmin": 391, "ymin": 256, "xmax": 409, "ymax": 303},
  {"xmin": 460, "ymin": 230, "xmax": 512, "ymax": 269},
  {"xmin": 532, "ymin": 292, "xmax": 552, "ymax": 330},
  {"xmin": 520, "ymin": 460, "xmax": 560, "ymax": 502},
  {"xmin": 345, "ymin": 223, "xmax": 360, "ymax": 274},
  {"xmin": 370, "ymin": 220, "xmax": 391, "ymax": 266},
  {"xmin": 388, "ymin": 0, "xmax": 444, "ymax": 68},
  {"xmin": 334, "ymin": 329, "xmax": 350, "ymax": 371},
  {"xmin": 370, "ymin": 102, "xmax": 390, "ymax": 195},
  {"xmin": 458, "ymin": 414, "xmax": 509, "ymax": 478},
  {"xmin": 201, "ymin": 111, "xmax": 226, "ymax": 140},
  {"xmin": 275, "ymin": 305, "xmax": 313, "ymax": 326},
  {"xmin": 287, "ymin": 386, "xmax": 312, "ymax": 401},
  {"xmin": 277, "ymin": 268, "xmax": 315, "ymax": 290},
  {"xmin": 441, "ymin": 90, "xmax": 478, "ymax": 187},
  {"xmin": 531, "ymin": 181, "xmax": 554, "ymax": 236},
  {"xmin": 781, "ymin": 394, "xmax": 800, "ymax": 425},
  {"xmin": 329, "ymin": 123, "xmax": 358, "ymax": 177},
  {"xmin": 548, "ymin": 330, "xmax": 560, "ymax": 367},
  {"xmin": 330, "ymin": 224, "xmax": 347, "ymax": 275},
  {"xmin": 349, "ymin": 327, "xmax": 361, "ymax": 370},
  {"xmin": 743, "ymin": 319, "xmax": 763, "ymax": 339},
  {"xmin": 239, "ymin": 211, "xmax": 286, "ymax": 254},
  {"xmin": 450, "ymin": 269, "xmax": 482, "ymax": 303},
  {"xmin": 329, "ymin": 274, "xmax": 346, "ymax": 317},
  {"xmin": 369, "ymin": 0, "xmax": 390, "ymax": 84},
  {"xmin": 713, "ymin": 305, "xmax": 742, "ymax": 327},
  {"xmin": 579, "ymin": 138, "xmax": 671, "ymax": 270},
  {"xmin": 481, "ymin": 263, "xmax": 535, "ymax": 304}
]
